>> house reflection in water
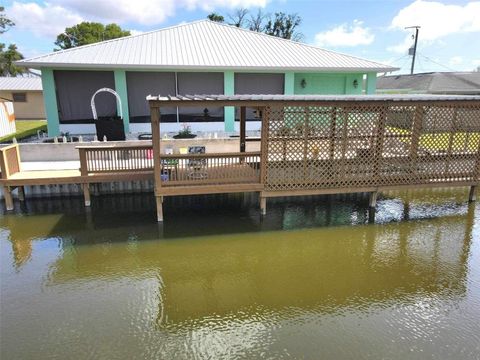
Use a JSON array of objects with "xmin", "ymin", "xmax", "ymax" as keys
[{"xmin": 1, "ymin": 190, "xmax": 474, "ymax": 330}]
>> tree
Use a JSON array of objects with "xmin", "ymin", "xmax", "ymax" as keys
[
  {"xmin": 54, "ymin": 22, "xmax": 131, "ymax": 50},
  {"xmin": 207, "ymin": 13, "xmax": 224, "ymax": 22},
  {"xmin": 0, "ymin": 43, "xmax": 25, "ymax": 76},
  {"xmin": 227, "ymin": 8, "xmax": 249, "ymax": 28},
  {"xmin": 265, "ymin": 12, "xmax": 303, "ymax": 41},
  {"xmin": 0, "ymin": 6, "xmax": 15, "ymax": 34},
  {"xmin": 248, "ymin": 9, "xmax": 268, "ymax": 32}
]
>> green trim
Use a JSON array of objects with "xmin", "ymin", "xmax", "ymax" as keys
[
  {"xmin": 41, "ymin": 68, "xmax": 60, "ymax": 136},
  {"xmin": 114, "ymin": 70, "xmax": 130, "ymax": 133},
  {"xmin": 284, "ymin": 72, "xmax": 295, "ymax": 95},
  {"xmin": 224, "ymin": 71, "xmax": 235, "ymax": 132},
  {"xmin": 366, "ymin": 73, "xmax": 377, "ymax": 95}
]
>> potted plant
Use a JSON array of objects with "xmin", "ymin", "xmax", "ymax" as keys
[{"xmin": 173, "ymin": 124, "xmax": 197, "ymax": 139}]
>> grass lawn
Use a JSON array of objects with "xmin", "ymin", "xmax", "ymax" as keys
[
  {"xmin": 0, "ymin": 120, "xmax": 47, "ymax": 143},
  {"xmin": 388, "ymin": 127, "xmax": 480, "ymax": 152}
]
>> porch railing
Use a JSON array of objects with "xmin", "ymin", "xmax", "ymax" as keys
[
  {"xmin": 159, "ymin": 151, "xmax": 261, "ymax": 186},
  {"xmin": 78, "ymin": 145, "xmax": 153, "ymax": 175}
]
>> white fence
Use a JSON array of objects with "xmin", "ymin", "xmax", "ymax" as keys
[{"xmin": 0, "ymin": 101, "xmax": 16, "ymax": 138}]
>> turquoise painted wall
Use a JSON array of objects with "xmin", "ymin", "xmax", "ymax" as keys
[
  {"xmin": 40, "ymin": 68, "xmax": 60, "ymax": 137},
  {"xmin": 113, "ymin": 70, "xmax": 130, "ymax": 133},
  {"xmin": 293, "ymin": 73, "xmax": 363, "ymax": 95},
  {"xmin": 366, "ymin": 72, "xmax": 377, "ymax": 95},
  {"xmin": 224, "ymin": 71, "xmax": 235, "ymax": 132}
]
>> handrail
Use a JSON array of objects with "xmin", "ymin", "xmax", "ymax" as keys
[
  {"xmin": 76, "ymin": 144, "xmax": 152, "ymax": 150},
  {"xmin": 161, "ymin": 151, "xmax": 261, "ymax": 159}
]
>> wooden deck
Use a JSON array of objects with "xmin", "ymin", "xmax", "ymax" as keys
[{"xmin": 2, "ymin": 95, "xmax": 480, "ymax": 222}]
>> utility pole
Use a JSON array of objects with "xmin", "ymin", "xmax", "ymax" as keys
[{"xmin": 405, "ymin": 26, "xmax": 420, "ymax": 75}]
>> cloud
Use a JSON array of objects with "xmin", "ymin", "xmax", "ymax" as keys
[
  {"xmin": 389, "ymin": 0, "xmax": 480, "ymax": 53},
  {"xmin": 314, "ymin": 20, "xmax": 374, "ymax": 47},
  {"xmin": 9, "ymin": 2, "xmax": 83, "ymax": 38},
  {"xmin": 449, "ymin": 56, "xmax": 462, "ymax": 66}
]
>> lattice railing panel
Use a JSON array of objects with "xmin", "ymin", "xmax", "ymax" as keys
[{"xmin": 264, "ymin": 102, "xmax": 480, "ymax": 192}]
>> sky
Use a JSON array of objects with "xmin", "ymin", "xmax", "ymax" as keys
[{"xmin": 2, "ymin": 0, "xmax": 480, "ymax": 74}]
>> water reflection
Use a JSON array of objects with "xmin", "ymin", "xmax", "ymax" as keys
[{"xmin": 1, "ymin": 189, "xmax": 478, "ymax": 359}]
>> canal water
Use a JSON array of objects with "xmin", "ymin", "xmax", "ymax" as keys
[{"xmin": 1, "ymin": 190, "xmax": 479, "ymax": 359}]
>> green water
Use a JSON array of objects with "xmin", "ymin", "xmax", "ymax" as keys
[{"xmin": 1, "ymin": 190, "xmax": 479, "ymax": 359}]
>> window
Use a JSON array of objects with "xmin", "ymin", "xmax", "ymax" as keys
[{"xmin": 12, "ymin": 93, "xmax": 27, "ymax": 102}]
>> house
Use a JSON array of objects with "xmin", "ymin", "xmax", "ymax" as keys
[
  {"xmin": 376, "ymin": 72, "xmax": 480, "ymax": 95},
  {"xmin": 17, "ymin": 20, "xmax": 397, "ymax": 136},
  {"xmin": 0, "ymin": 77, "xmax": 45, "ymax": 120}
]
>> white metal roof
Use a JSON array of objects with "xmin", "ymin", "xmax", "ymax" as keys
[
  {"xmin": 0, "ymin": 77, "xmax": 42, "ymax": 91},
  {"xmin": 18, "ymin": 20, "xmax": 397, "ymax": 73}
]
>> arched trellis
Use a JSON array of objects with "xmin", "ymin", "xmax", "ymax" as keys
[{"xmin": 90, "ymin": 87, "xmax": 123, "ymax": 120}]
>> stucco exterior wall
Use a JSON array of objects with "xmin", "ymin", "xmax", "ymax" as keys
[
  {"xmin": 293, "ymin": 73, "xmax": 363, "ymax": 95},
  {"xmin": 0, "ymin": 90, "xmax": 45, "ymax": 119}
]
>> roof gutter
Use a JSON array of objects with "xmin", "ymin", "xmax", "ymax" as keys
[{"xmin": 15, "ymin": 61, "xmax": 399, "ymax": 73}]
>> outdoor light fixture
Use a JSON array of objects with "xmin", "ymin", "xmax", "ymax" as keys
[
  {"xmin": 353, "ymin": 79, "xmax": 358, "ymax": 88},
  {"xmin": 301, "ymin": 78, "xmax": 307, "ymax": 88}
]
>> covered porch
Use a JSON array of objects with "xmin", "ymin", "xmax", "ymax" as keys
[{"xmin": 149, "ymin": 94, "xmax": 480, "ymax": 222}]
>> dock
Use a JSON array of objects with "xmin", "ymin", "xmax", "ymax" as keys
[{"xmin": 2, "ymin": 94, "xmax": 480, "ymax": 221}]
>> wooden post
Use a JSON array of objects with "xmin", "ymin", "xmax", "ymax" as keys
[
  {"xmin": 156, "ymin": 196, "xmax": 164, "ymax": 222},
  {"xmin": 240, "ymin": 106, "xmax": 246, "ymax": 153},
  {"xmin": 260, "ymin": 194, "xmax": 267, "ymax": 215},
  {"xmin": 259, "ymin": 106, "xmax": 269, "ymax": 186},
  {"xmin": 369, "ymin": 191, "xmax": 378, "ymax": 208},
  {"xmin": 469, "ymin": 186, "xmax": 477, "ymax": 202},
  {"xmin": 82, "ymin": 184, "xmax": 91, "ymax": 207},
  {"xmin": 3, "ymin": 186, "xmax": 14, "ymax": 211},
  {"xmin": 150, "ymin": 105, "xmax": 163, "ymax": 222},
  {"xmin": 18, "ymin": 186, "xmax": 25, "ymax": 201}
]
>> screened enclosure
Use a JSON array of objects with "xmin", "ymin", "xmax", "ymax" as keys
[
  {"xmin": 127, "ymin": 72, "xmax": 177, "ymax": 123},
  {"xmin": 234, "ymin": 73, "xmax": 285, "ymax": 121},
  {"xmin": 177, "ymin": 72, "xmax": 224, "ymax": 122},
  {"xmin": 55, "ymin": 70, "xmax": 116, "ymax": 123}
]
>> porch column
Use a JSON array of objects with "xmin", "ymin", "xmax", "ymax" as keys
[
  {"xmin": 240, "ymin": 106, "xmax": 246, "ymax": 152},
  {"xmin": 284, "ymin": 71, "xmax": 295, "ymax": 95},
  {"xmin": 224, "ymin": 71, "xmax": 235, "ymax": 132},
  {"xmin": 366, "ymin": 72, "xmax": 377, "ymax": 94},
  {"xmin": 114, "ymin": 70, "xmax": 130, "ymax": 133},
  {"xmin": 41, "ymin": 68, "xmax": 60, "ymax": 137}
]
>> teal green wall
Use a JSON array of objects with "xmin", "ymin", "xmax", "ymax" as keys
[
  {"xmin": 293, "ymin": 73, "xmax": 363, "ymax": 95},
  {"xmin": 224, "ymin": 71, "xmax": 235, "ymax": 132},
  {"xmin": 366, "ymin": 72, "xmax": 377, "ymax": 95},
  {"xmin": 113, "ymin": 70, "xmax": 130, "ymax": 133},
  {"xmin": 284, "ymin": 72, "xmax": 295, "ymax": 95},
  {"xmin": 40, "ymin": 68, "xmax": 60, "ymax": 137}
]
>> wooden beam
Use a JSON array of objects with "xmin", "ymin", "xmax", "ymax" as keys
[
  {"xmin": 240, "ymin": 106, "xmax": 246, "ymax": 153},
  {"xmin": 260, "ymin": 195, "xmax": 267, "ymax": 215}
]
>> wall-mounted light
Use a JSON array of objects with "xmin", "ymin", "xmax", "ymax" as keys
[
  {"xmin": 353, "ymin": 79, "xmax": 359, "ymax": 89},
  {"xmin": 301, "ymin": 78, "xmax": 307, "ymax": 88}
]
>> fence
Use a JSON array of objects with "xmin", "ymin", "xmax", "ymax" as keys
[{"xmin": 263, "ymin": 102, "xmax": 480, "ymax": 192}]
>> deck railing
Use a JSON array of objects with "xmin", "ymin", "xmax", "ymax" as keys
[
  {"xmin": 0, "ymin": 144, "xmax": 20, "ymax": 179},
  {"xmin": 78, "ymin": 145, "xmax": 154, "ymax": 175},
  {"xmin": 159, "ymin": 152, "xmax": 261, "ymax": 186}
]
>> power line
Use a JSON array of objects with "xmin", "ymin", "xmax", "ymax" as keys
[{"xmin": 417, "ymin": 52, "xmax": 456, "ymax": 72}]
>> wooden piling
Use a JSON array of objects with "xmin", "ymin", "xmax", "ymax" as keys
[
  {"xmin": 469, "ymin": 186, "xmax": 477, "ymax": 202},
  {"xmin": 369, "ymin": 191, "xmax": 378, "ymax": 208}
]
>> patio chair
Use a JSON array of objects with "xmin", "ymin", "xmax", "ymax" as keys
[{"xmin": 187, "ymin": 146, "xmax": 208, "ymax": 180}]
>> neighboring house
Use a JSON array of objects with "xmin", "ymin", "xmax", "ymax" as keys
[
  {"xmin": 376, "ymin": 72, "xmax": 480, "ymax": 95},
  {"xmin": 17, "ymin": 20, "xmax": 397, "ymax": 136},
  {"xmin": 0, "ymin": 77, "xmax": 45, "ymax": 120}
]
